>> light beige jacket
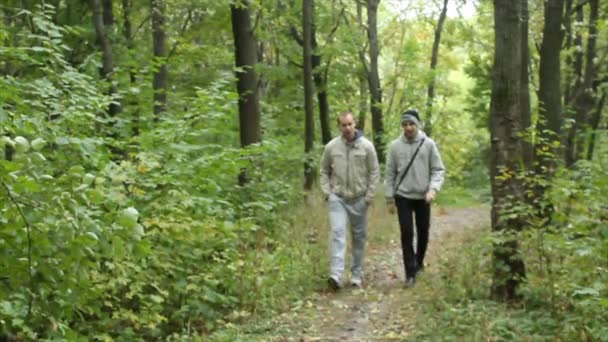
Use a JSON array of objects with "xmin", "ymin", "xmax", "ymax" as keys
[{"xmin": 320, "ymin": 132, "xmax": 380, "ymax": 203}]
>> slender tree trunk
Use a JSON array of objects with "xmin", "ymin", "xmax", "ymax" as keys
[
  {"xmin": 311, "ymin": 0, "xmax": 331, "ymax": 145},
  {"xmin": 367, "ymin": 0, "xmax": 384, "ymax": 163},
  {"xmin": 564, "ymin": 0, "xmax": 581, "ymax": 166},
  {"xmin": 313, "ymin": 54, "xmax": 331, "ymax": 145},
  {"xmin": 573, "ymin": 0, "xmax": 599, "ymax": 162},
  {"xmin": 519, "ymin": 0, "xmax": 533, "ymax": 169},
  {"xmin": 356, "ymin": 1, "xmax": 367, "ymax": 131},
  {"xmin": 425, "ymin": 0, "xmax": 448, "ymax": 138},
  {"xmin": 490, "ymin": 0, "xmax": 526, "ymax": 302},
  {"xmin": 587, "ymin": 89, "xmax": 605, "ymax": 160},
  {"xmin": 231, "ymin": 0, "xmax": 261, "ymax": 185},
  {"xmin": 563, "ymin": 0, "xmax": 578, "ymax": 104},
  {"xmin": 91, "ymin": 0, "xmax": 120, "ymax": 116},
  {"xmin": 535, "ymin": 0, "xmax": 565, "ymax": 175},
  {"xmin": 357, "ymin": 1, "xmax": 369, "ymax": 131},
  {"xmin": 122, "ymin": 0, "xmax": 139, "ymax": 135},
  {"xmin": 303, "ymin": 0, "xmax": 315, "ymax": 190},
  {"xmin": 151, "ymin": 0, "xmax": 168, "ymax": 116},
  {"xmin": 102, "ymin": 0, "xmax": 113, "ymax": 25}
]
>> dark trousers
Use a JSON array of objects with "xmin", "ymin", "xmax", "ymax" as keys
[{"xmin": 395, "ymin": 196, "xmax": 431, "ymax": 279}]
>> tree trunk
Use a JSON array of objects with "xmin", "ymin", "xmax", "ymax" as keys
[
  {"xmin": 587, "ymin": 89, "xmax": 605, "ymax": 160},
  {"xmin": 367, "ymin": 0, "xmax": 384, "ymax": 163},
  {"xmin": 102, "ymin": 0, "xmax": 113, "ymax": 25},
  {"xmin": 425, "ymin": 0, "xmax": 448, "ymax": 138},
  {"xmin": 357, "ymin": 1, "xmax": 367, "ymax": 131},
  {"xmin": 535, "ymin": 0, "xmax": 565, "ymax": 175},
  {"xmin": 303, "ymin": 0, "xmax": 315, "ymax": 190},
  {"xmin": 91, "ymin": 0, "xmax": 120, "ymax": 116},
  {"xmin": 151, "ymin": 0, "xmax": 168, "ymax": 116},
  {"xmin": 489, "ymin": 0, "xmax": 526, "ymax": 302},
  {"xmin": 519, "ymin": 0, "xmax": 533, "ymax": 169},
  {"xmin": 564, "ymin": 0, "xmax": 578, "ymax": 166},
  {"xmin": 311, "ymin": 1, "xmax": 331, "ymax": 145},
  {"xmin": 231, "ymin": 0, "xmax": 262, "ymax": 185},
  {"xmin": 573, "ymin": 0, "xmax": 599, "ymax": 163},
  {"xmin": 122, "ymin": 0, "xmax": 139, "ymax": 135}
]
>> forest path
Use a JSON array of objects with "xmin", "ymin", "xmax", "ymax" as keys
[{"xmin": 243, "ymin": 204, "xmax": 490, "ymax": 341}]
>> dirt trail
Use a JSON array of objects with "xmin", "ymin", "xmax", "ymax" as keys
[{"xmin": 251, "ymin": 205, "xmax": 490, "ymax": 341}]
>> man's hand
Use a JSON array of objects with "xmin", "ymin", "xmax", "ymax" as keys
[
  {"xmin": 425, "ymin": 190, "xmax": 436, "ymax": 203},
  {"xmin": 387, "ymin": 203, "xmax": 396, "ymax": 214}
]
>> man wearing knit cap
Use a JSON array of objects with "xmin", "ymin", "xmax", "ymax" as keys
[{"xmin": 385, "ymin": 109, "xmax": 445, "ymax": 287}]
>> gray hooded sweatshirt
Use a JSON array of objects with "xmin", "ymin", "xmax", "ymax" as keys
[
  {"xmin": 385, "ymin": 131, "xmax": 445, "ymax": 202},
  {"xmin": 320, "ymin": 130, "xmax": 380, "ymax": 203}
]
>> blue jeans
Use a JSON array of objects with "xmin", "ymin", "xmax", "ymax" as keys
[{"xmin": 328, "ymin": 193, "xmax": 369, "ymax": 285}]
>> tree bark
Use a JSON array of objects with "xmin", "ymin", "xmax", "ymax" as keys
[
  {"xmin": 586, "ymin": 89, "xmax": 605, "ymax": 160},
  {"xmin": 489, "ymin": 0, "xmax": 526, "ymax": 302},
  {"xmin": 91, "ymin": 0, "xmax": 120, "ymax": 116},
  {"xmin": 151, "ymin": 0, "xmax": 168, "ymax": 116},
  {"xmin": 564, "ymin": 0, "xmax": 580, "ymax": 166},
  {"xmin": 311, "ymin": 1, "xmax": 331, "ymax": 145},
  {"xmin": 102, "ymin": 0, "xmax": 113, "ymax": 25},
  {"xmin": 122, "ymin": 0, "xmax": 139, "ymax": 135},
  {"xmin": 572, "ymin": 0, "xmax": 599, "ymax": 163},
  {"xmin": 535, "ymin": 0, "xmax": 565, "ymax": 175},
  {"xmin": 303, "ymin": 0, "xmax": 315, "ymax": 190},
  {"xmin": 519, "ymin": 0, "xmax": 533, "ymax": 169},
  {"xmin": 357, "ymin": 1, "xmax": 367, "ymax": 131},
  {"xmin": 231, "ymin": 0, "xmax": 262, "ymax": 185},
  {"xmin": 425, "ymin": 0, "xmax": 448, "ymax": 138},
  {"xmin": 367, "ymin": 0, "xmax": 384, "ymax": 163}
]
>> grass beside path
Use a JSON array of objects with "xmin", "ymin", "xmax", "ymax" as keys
[{"xmin": 209, "ymin": 196, "xmax": 491, "ymax": 341}]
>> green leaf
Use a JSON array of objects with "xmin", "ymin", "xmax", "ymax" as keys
[
  {"xmin": 30, "ymin": 138, "xmax": 46, "ymax": 151},
  {"xmin": 14, "ymin": 136, "xmax": 29, "ymax": 152}
]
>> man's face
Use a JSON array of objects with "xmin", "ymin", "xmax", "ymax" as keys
[
  {"xmin": 402, "ymin": 121, "xmax": 418, "ymax": 140},
  {"xmin": 339, "ymin": 114, "xmax": 356, "ymax": 141}
]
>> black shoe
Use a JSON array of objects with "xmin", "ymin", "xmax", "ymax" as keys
[
  {"xmin": 328, "ymin": 277, "xmax": 341, "ymax": 291},
  {"xmin": 405, "ymin": 277, "xmax": 416, "ymax": 288}
]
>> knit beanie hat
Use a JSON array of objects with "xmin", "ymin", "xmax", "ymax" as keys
[{"xmin": 401, "ymin": 109, "xmax": 421, "ymax": 127}]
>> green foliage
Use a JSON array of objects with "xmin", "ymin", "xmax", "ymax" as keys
[
  {"xmin": 414, "ymin": 159, "xmax": 608, "ymax": 341},
  {"xmin": 0, "ymin": 7, "xmax": 315, "ymax": 339}
]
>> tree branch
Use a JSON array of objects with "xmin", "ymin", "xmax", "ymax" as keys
[
  {"xmin": 168, "ymin": 9, "xmax": 193, "ymax": 59},
  {"xmin": 2, "ymin": 181, "xmax": 34, "ymax": 321}
]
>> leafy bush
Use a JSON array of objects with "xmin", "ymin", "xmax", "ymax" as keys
[
  {"xmin": 415, "ymin": 158, "xmax": 608, "ymax": 341},
  {"xmin": 0, "ymin": 9, "xmax": 317, "ymax": 340}
]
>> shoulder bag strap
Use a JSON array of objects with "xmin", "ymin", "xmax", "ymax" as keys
[{"xmin": 394, "ymin": 138, "xmax": 426, "ymax": 194}]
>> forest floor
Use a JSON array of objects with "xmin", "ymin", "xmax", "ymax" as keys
[{"xmin": 222, "ymin": 203, "xmax": 490, "ymax": 341}]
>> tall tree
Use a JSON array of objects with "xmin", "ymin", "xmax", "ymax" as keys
[
  {"xmin": 568, "ymin": 0, "xmax": 599, "ymax": 165},
  {"xmin": 91, "ymin": 0, "xmax": 120, "ymax": 116},
  {"xmin": 289, "ymin": 1, "xmax": 340, "ymax": 145},
  {"xmin": 121, "ymin": 0, "xmax": 140, "ymax": 135},
  {"xmin": 151, "ymin": 0, "xmax": 168, "ymax": 116},
  {"xmin": 587, "ymin": 89, "xmax": 606, "ymax": 160},
  {"xmin": 311, "ymin": 1, "xmax": 331, "ymax": 145},
  {"xmin": 489, "ymin": 0, "xmax": 526, "ymax": 301},
  {"xmin": 535, "ymin": 0, "xmax": 565, "ymax": 176},
  {"xmin": 519, "ymin": 0, "xmax": 533, "ymax": 169},
  {"xmin": 356, "ymin": 1, "xmax": 368, "ymax": 131},
  {"xmin": 425, "ymin": 0, "xmax": 448, "ymax": 138},
  {"xmin": 303, "ymin": 0, "xmax": 315, "ymax": 190},
  {"xmin": 231, "ymin": 0, "xmax": 262, "ymax": 185},
  {"xmin": 366, "ymin": 0, "xmax": 384, "ymax": 163},
  {"xmin": 102, "ymin": 0, "xmax": 114, "ymax": 25},
  {"xmin": 564, "ymin": 0, "xmax": 584, "ymax": 166}
]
